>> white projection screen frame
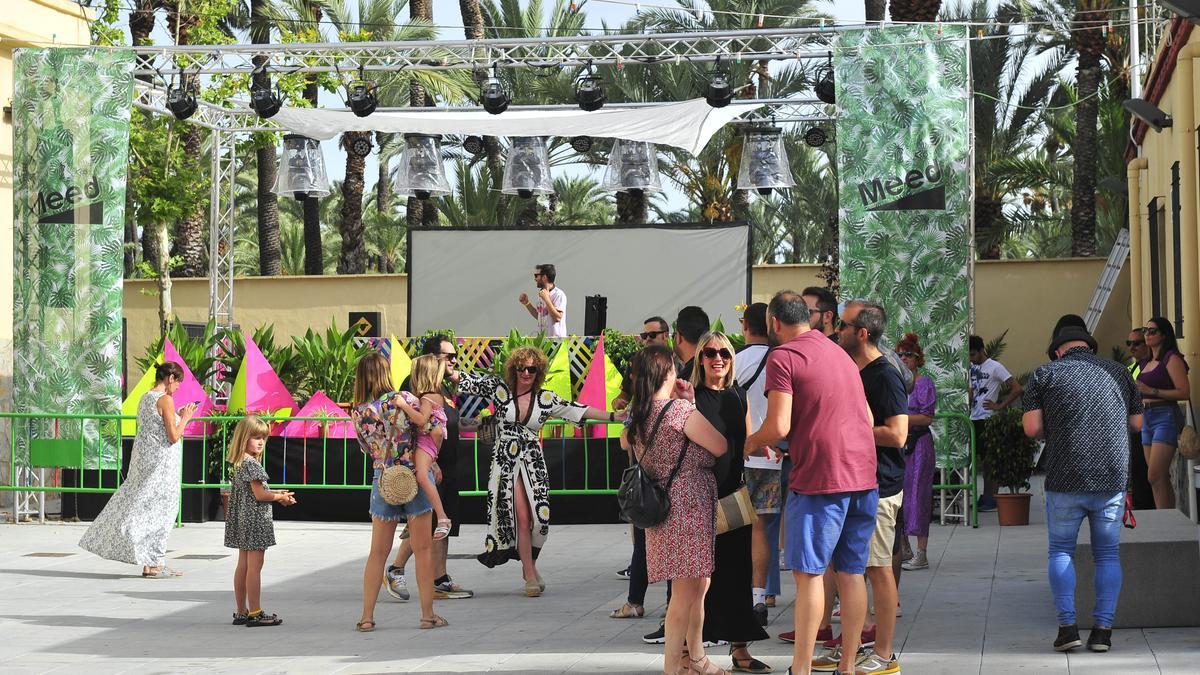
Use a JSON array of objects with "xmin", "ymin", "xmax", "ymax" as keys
[{"xmin": 407, "ymin": 224, "xmax": 751, "ymax": 337}]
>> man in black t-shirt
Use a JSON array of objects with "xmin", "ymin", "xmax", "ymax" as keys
[{"xmin": 832, "ymin": 300, "xmax": 909, "ymax": 674}]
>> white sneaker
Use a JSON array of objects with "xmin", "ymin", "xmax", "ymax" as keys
[
  {"xmin": 902, "ymin": 550, "xmax": 929, "ymax": 571},
  {"xmin": 384, "ymin": 567, "xmax": 409, "ymax": 601}
]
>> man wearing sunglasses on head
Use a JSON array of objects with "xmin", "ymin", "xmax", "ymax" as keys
[{"xmin": 518, "ymin": 264, "xmax": 567, "ymax": 338}]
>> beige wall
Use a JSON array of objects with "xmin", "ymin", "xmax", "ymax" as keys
[{"xmin": 122, "ymin": 261, "xmax": 1128, "ymax": 387}]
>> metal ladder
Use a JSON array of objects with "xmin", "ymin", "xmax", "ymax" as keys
[{"xmin": 1084, "ymin": 228, "xmax": 1131, "ymax": 333}]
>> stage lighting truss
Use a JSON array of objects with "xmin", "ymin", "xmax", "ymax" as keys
[{"xmin": 131, "ymin": 28, "xmax": 836, "ymax": 77}]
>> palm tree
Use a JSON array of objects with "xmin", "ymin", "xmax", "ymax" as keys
[
  {"xmin": 251, "ymin": 0, "xmax": 282, "ymax": 276},
  {"xmin": 756, "ymin": 133, "xmax": 838, "ymax": 264},
  {"xmin": 549, "ymin": 176, "xmax": 617, "ymax": 225},
  {"xmin": 130, "ymin": 0, "xmax": 159, "ymax": 276},
  {"xmin": 943, "ymin": 1, "xmax": 1062, "ymax": 258},
  {"xmin": 866, "ymin": 0, "xmax": 887, "ymax": 22},
  {"xmin": 890, "ymin": 0, "xmax": 942, "ymax": 21},
  {"xmin": 164, "ymin": 2, "xmax": 210, "ymax": 278},
  {"xmin": 436, "ymin": 159, "xmax": 524, "ymax": 226},
  {"xmin": 1067, "ymin": 0, "xmax": 1112, "ymax": 257}
]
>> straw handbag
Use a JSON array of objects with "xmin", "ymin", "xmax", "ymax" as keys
[
  {"xmin": 379, "ymin": 460, "xmax": 419, "ymax": 505},
  {"xmin": 1179, "ymin": 400, "xmax": 1200, "ymax": 461},
  {"xmin": 715, "ymin": 485, "xmax": 757, "ymax": 535}
]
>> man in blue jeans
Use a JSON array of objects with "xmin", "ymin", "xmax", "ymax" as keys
[{"xmin": 1022, "ymin": 326, "xmax": 1143, "ymax": 653}]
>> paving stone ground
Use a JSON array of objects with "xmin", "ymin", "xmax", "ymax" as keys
[{"xmin": 0, "ymin": 483, "xmax": 1195, "ymax": 674}]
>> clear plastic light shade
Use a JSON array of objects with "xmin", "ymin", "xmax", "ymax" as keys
[
  {"xmin": 274, "ymin": 134, "xmax": 330, "ymax": 199},
  {"xmin": 502, "ymin": 136, "xmax": 554, "ymax": 197},
  {"xmin": 394, "ymin": 134, "xmax": 451, "ymax": 199},
  {"xmin": 602, "ymin": 140, "xmax": 661, "ymax": 194},
  {"xmin": 737, "ymin": 128, "xmax": 795, "ymax": 193}
]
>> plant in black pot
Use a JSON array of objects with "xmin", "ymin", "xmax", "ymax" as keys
[{"xmin": 978, "ymin": 407, "xmax": 1039, "ymax": 525}]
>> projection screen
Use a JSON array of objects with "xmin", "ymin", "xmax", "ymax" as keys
[{"xmin": 407, "ymin": 224, "xmax": 751, "ymax": 337}]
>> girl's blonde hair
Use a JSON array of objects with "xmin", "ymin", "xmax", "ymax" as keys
[
  {"xmin": 503, "ymin": 346, "xmax": 548, "ymax": 393},
  {"xmin": 690, "ymin": 331, "xmax": 736, "ymax": 390},
  {"xmin": 410, "ymin": 354, "xmax": 446, "ymax": 398},
  {"xmin": 353, "ymin": 352, "xmax": 394, "ymax": 405},
  {"xmin": 226, "ymin": 415, "xmax": 270, "ymax": 467}
]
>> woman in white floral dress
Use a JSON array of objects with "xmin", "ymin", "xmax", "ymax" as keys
[
  {"xmin": 456, "ymin": 346, "xmax": 615, "ymax": 596},
  {"xmin": 79, "ymin": 362, "xmax": 197, "ymax": 577}
]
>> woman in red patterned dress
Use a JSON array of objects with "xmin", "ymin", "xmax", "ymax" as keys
[{"xmin": 621, "ymin": 345, "xmax": 728, "ymax": 675}]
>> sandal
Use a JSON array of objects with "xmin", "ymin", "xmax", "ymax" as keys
[
  {"xmin": 355, "ymin": 619, "xmax": 376, "ymax": 632},
  {"xmin": 690, "ymin": 655, "xmax": 730, "ymax": 675},
  {"xmin": 765, "ymin": 595, "xmax": 776, "ymax": 608},
  {"xmin": 419, "ymin": 614, "xmax": 449, "ymax": 629},
  {"xmin": 433, "ymin": 518, "xmax": 452, "ymax": 541},
  {"xmin": 609, "ymin": 602, "xmax": 645, "ymax": 619},
  {"xmin": 142, "ymin": 567, "xmax": 183, "ymax": 579},
  {"xmin": 245, "ymin": 611, "xmax": 282, "ymax": 627},
  {"xmin": 231, "ymin": 612, "xmax": 248, "ymax": 626},
  {"xmin": 729, "ymin": 644, "xmax": 772, "ymax": 674},
  {"xmin": 524, "ymin": 578, "xmax": 542, "ymax": 597}
]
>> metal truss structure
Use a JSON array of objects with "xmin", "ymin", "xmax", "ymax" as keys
[
  {"xmin": 132, "ymin": 28, "xmax": 837, "ymax": 77},
  {"xmin": 131, "ymin": 29, "xmax": 842, "ymax": 341}
]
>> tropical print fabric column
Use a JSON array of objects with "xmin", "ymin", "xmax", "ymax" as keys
[
  {"xmin": 12, "ymin": 49, "xmax": 133, "ymax": 468},
  {"xmin": 834, "ymin": 27, "xmax": 971, "ymax": 467}
]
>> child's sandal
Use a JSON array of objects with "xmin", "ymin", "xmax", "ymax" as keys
[
  {"xmin": 419, "ymin": 614, "xmax": 449, "ymax": 629},
  {"xmin": 433, "ymin": 518, "xmax": 452, "ymax": 540},
  {"xmin": 245, "ymin": 611, "xmax": 282, "ymax": 627}
]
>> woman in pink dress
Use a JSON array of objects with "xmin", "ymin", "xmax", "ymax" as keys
[{"xmin": 621, "ymin": 345, "xmax": 728, "ymax": 675}]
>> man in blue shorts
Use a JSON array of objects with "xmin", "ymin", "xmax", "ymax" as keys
[{"xmin": 746, "ymin": 290, "xmax": 879, "ymax": 675}]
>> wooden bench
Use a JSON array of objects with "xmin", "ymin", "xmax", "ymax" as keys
[{"xmin": 1074, "ymin": 508, "xmax": 1200, "ymax": 628}]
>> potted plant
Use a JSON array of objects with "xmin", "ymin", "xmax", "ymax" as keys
[{"xmin": 978, "ymin": 407, "xmax": 1038, "ymax": 526}]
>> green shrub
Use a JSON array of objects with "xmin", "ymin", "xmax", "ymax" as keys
[
  {"xmin": 977, "ymin": 407, "xmax": 1038, "ymax": 493},
  {"xmin": 136, "ymin": 318, "xmax": 226, "ymax": 394},
  {"xmin": 289, "ymin": 320, "xmax": 371, "ymax": 403}
]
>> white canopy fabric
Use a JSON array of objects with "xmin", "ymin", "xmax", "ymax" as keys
[{"xmin": 269, "ymin": 99, "xmax": 762, "ymax": 155}]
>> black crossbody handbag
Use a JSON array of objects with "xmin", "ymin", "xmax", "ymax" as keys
[{"xmin": 618, "ymin": 401, "xmax": 690, "ymax": 529}]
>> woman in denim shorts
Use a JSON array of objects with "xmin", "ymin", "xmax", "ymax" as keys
[
  {"xmin": 352, "ymin": 353, "xmax": 446, "ymax": 632},
  {"xmin": 1136, "ymin": 317, "xmax": 1190, "ymax": 510}
]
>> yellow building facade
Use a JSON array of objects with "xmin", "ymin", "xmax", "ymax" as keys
[{"xmin": 1128, "ymin": 19, "xmax": 1200, "ymax": 396}]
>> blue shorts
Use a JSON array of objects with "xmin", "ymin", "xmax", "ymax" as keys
[
  {"xmin": 1141, "ymin": 404, "xmax": 1181, "ymax": 447},
  {"xmin": 369, "ymin": 468, "xmax": 434, "ymax": 522},
  {"xmin": 784, "ymin": 489, "xmax": 879, "ymax": 575}
]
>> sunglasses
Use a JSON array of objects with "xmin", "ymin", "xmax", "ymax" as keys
[
  {"xmin": 1126, "ymin": 340, "xmax": 1145, "ymax": 347},
  {"xmin": 898, "ymin": 351, "xmax": 917, "ymax": 358},
  {"xmin": 639, "ymin": 330, "xmax": 667, "ymax": 340},
  {"xmin": 439, "ymin": 352, "xmax": 458, "ymax": 363},
  {"xmin": 516, "ymin": 366, "xmax": 539, "ymax": 375},
  {"xmin": 702, "ymin": 347, "xmax": 733, "ymax": 360},
  {"xmin": 837, "ymin": 319, "xmax": 860, "ymax": 331},
  {"xmin": 1144, "ymin": 328, "xmax": 1161, "ymax": 336}
]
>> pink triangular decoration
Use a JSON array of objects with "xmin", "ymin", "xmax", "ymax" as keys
[
  {"xmin": 578, "ymin": 336, "xmax": 610, "ymax": 439},
  {"xmin": 242, "ymin": 336, "xmax": 299, "ymax": 429},
  {"xmin": 280, "ymin": 391, "xmax": 354, "ymax": 439},
  {"xmin": 163, "ymin": 337, "xmax": 215, "ymax": 436}
]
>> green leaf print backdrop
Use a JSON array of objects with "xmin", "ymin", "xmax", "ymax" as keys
[
  {"xmin": 12, "ymin": 49, "xmax": 133, "ymax": 468},
  {"xmin": 834, "ymin": 27, "xmax": 971, "ymax": 467}
]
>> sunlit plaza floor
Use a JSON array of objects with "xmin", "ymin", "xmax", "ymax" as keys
[{"xmin": 1, "ymin": 485, "xmax": 1196, "ymax": 674}]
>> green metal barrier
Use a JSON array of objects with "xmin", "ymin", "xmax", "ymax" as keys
[{"xmin": 929, "ymin": 411, "xmax": 977, "ymax": 528}]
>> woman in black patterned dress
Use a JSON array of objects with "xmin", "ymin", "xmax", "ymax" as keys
[{"xmin": 456, "ymin": 346, "xmax": 615, "ymax": 596}]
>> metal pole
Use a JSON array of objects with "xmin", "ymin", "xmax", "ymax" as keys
[{"xmin": 1130, "ymin": 0, "xmax": 1142, "ymax": 101}]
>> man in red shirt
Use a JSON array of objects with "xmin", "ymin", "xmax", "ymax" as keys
[{"xmin": 746, "ymin": 290, "xmax": 879, "ymax": 675}]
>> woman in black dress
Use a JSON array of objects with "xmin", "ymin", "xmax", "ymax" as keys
[{"xmin": 691, "ymin": 331, "xmax": 771, "ymax": 673}]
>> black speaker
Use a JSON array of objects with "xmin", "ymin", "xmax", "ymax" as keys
[{"xmin": 584, "ymin": 295, "xmax": 607, "ymax": 336}]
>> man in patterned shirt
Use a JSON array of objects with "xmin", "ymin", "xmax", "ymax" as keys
[{"xmin": 1021, "ymin": 326, "xmax": 1143, "ymax": 655}]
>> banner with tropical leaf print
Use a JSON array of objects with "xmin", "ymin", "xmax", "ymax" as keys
[
  {"xmin": 12, "ymin": 49, "xmax": 133, "ymax": 468},
  {"xmin": 834, "ymin": 27, "xmax": 972, "ymax": 467}
]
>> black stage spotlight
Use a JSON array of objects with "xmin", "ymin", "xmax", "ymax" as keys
[
  {"xmin": 815, "ymin": 56, "xmax": 835, "ymax": 105},
  {"xmin": 463, "ymin": 135, "xmax": 485, "ymax": 155},
  {"xmin": 347, "ymin": 79, "xmax": 378, "ymax": 117},
  {"xmin": 570, "ymin": 135, "xmax": 593, "ymax": 153},
  {"xmin": 704, "ymin": 73, "xmax": 733, "ymax": 108},
  {"xmin": 1123, "ymin": 98, "xmax": 1173, "ymax": 132},
  {"xmin": 250, "ymin": 79, "xmax": 282, "ymax": 119},
  {"xmin": 481, "ymin": 72, "xmax": 510, "ymax": 115},
  {"xmin": 803, "ymin": 126, "xmax": 827, "ymax": 147},
  {"xmin": 166, "ymin": 84, "xmax": 197, "ymax": 121},
  {"xmin": 575, "ymin": 74, "xmax": 606, "ymax": 112}
]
